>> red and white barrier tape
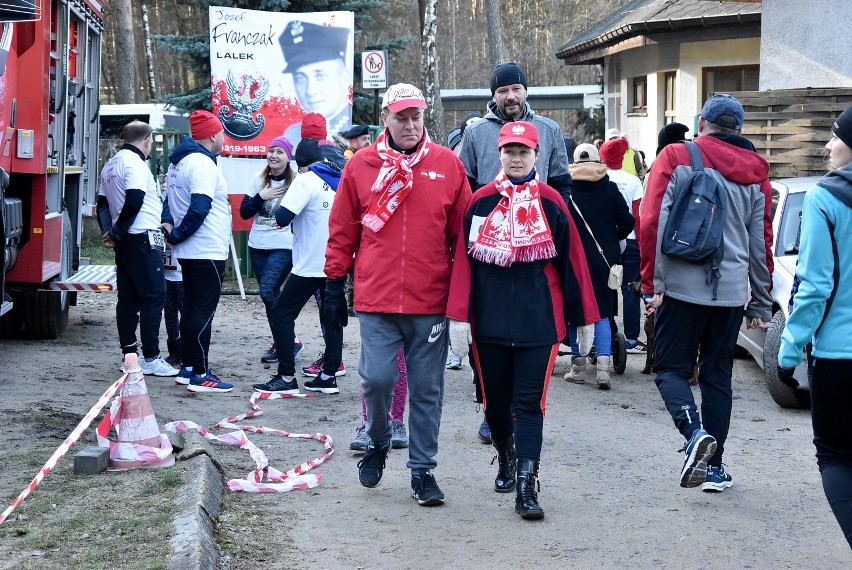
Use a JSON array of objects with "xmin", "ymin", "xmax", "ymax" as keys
[
  {"xmin": 0, "ymin": 379, "xmax": 332, "ymax": 525},
  {"xmin": 165, "ymin": 390, "xmax": 334, "ymax": 493},
  {"xmin": 0, "ymin": 373, "xmax": 130, "ymax": 526}
]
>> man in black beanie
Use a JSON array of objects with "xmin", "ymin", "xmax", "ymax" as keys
[
  {"xmin": 656, "ymin": 122, "xmax": 690, "ymax": 156},
  {"xmin": 459, "ymin": 61, "xmax": 571, "ymax": 196},
  {"xmin": 294, "ymin": 138, "xmax": 325, "ymax": 172}
]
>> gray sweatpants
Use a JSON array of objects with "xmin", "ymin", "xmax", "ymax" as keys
[{"xmin": 358, "ymin": 312, "xmax": 448, "ymax": 474}]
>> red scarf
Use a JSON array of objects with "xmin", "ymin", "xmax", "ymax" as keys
[
  {"xmin": 469, "ymin": 169, "xmax": 555, "ymax": 267},
  {"xmin": 362, "ymin": 128, "xmax": 431, "ymax": 233}
]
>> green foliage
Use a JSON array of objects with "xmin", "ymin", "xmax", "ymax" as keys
[{"xmin": 157, "ymin": 0, "xmax": 408, "ymax": 116}]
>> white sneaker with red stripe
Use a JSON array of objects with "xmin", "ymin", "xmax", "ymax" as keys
[{"xmin": 187, "ymin": 372, "xmax": 234, "ymax": 393}]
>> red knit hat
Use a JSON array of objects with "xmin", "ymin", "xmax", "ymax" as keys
[
  {"xmin": 190, "ymin": 110, "xmax": 222, "ymax": 140},
  {"xmin": 301, "ymin": 113, "xmax": 327, "ymax": 140},
  {"xmin": 599, "ymin": 137, "xmax": 629, "ymax": 169}
]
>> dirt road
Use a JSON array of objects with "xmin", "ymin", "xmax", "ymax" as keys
[{"xmin": 1, "ymin": 294, "xmax": 849, "ymax": 568}]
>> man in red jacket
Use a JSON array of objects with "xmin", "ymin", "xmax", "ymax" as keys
[{"xmin": 323, "ymin": 83, "xmax": 470, "ymax": 506}]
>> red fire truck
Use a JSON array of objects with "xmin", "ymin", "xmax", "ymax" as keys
[{"xmin": 1, "ymin": 0, "xmax": 106, "ymax": 338}]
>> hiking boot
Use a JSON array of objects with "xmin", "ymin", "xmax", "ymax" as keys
[
  {"xmin": 391, "ymin": 419, "xmax": 409, "ymax": 449},
  {"xmin": 564, "ymin": 357, "xmax": 587, "ymax": 384},
  {"xmin": 253, "ymin": 375, "xmax": 299, "ymax": 394},
  {"xmin": 445, "ymin": 353, "xmax": 463, "ymax": 370},
  {"xmin": 492, "ymin": 436, "xmax": 517, "ymax": 493},
  {"xmin": 358, "ymin": 439, "xmax": 390, "ymax": 487},
  {"xmin": 515, "ymin": 458, "xmax": 544, "ymax": 520},
  {"xmin": 702, "ymin": 465, "xmax": 733, "ymax": 493},
  {"xmin": 141, "ymin": 355, "xmax": 180, "ymax": 377},
  {"xmin": 679, "ymin": 427, "xmax": 717, "ymax": 488},
  {"xmin": 304, "ymin": 373, "xmax": 340, "ymax": 394},
  {"xmin": 411, "ymin": 471, "xmax": 445, "ymax": 506},
  {"xmin": 626, "ymin": 339, "xmax": 647, "ymax": 354},
  {"xmin": 596, "ymin": 355, "xmax": 612, "ymax": 390},
  {"xmin": 187, "ymin": 372, "xmax": 234, "ymax": 393},
  {"xmin": 350, "ymin": 425, "xmax": 369, "ymax": 452},
  {"xmin": 478, "ymin": 417, "xmax": 492, "ymax": 444},
  {"xmin": 261, "ymin": 344, "xmax": 278, "ymax": 363}
]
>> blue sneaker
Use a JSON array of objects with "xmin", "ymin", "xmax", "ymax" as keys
[
  {"xmin": 679, "ymin": 428, "xmax": 717, "ymax": 488},
  {"xmin": 702, "ymin": 465, "xmax": 733, "ymax": 493},
  {"xmin": 187, "ymin": 372, "xmax": 234, "ymax": 393},
  {"xmin": 175, "ymin": 366, "xmax": 193, "ymax": 386},
  {"xmin": 293, "ymin": 336, "xmax": 304, "ymax": 360}
]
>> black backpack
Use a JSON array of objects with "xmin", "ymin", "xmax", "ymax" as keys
[{"xmin": 661, "ymin": 141, "xmax": 726, "ymax": 294}]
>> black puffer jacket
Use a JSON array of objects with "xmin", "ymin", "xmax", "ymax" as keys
[{"xmin": 567, "ymin": 161, "xmax": 635, "ymax": 318}]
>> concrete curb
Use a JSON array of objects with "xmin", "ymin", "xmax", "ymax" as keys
[{"xmin": 167, "ymin": 432, "xmax": 225, "ymax": 570}]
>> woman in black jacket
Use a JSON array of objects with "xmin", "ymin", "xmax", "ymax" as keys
[
  {"xmin": 563, "ymin": 143, "xmax": 635, "ymax": 389},
  {"xmin": 446, "ymin": 122, "xmax": 599, "ymax": 520}
]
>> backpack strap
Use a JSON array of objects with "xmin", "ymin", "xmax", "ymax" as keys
[
  {"xmin": 685, "ymin": 140, "xmax": 723, "ymax": 298},
  {"xmin": 684, "ymin": 140, "xmax": 705, "ymax": 172}
]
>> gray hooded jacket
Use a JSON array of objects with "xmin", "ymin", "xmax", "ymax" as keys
[{"xmin": 458, "ymin": 100, "xmax": 570, "ymax": 192}]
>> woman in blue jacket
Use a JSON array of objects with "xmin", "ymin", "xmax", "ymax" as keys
[{"xmin": 779, "ymin": 105, "xmax": 852, "ymax": 548}]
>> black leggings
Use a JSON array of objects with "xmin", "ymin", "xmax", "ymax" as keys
[
  {"xmin": 472, "ymin": 341, "xmax": 559, "ymax": 459},
  {"xmin": 811, "ymin": 358, "xmax": 852, "ymax": 548}
]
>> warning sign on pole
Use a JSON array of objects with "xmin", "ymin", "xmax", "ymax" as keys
[{"xmin": 361, "ymin": 50, "xmax": 388, "ymax": 89}]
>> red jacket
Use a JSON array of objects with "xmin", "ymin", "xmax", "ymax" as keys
[{"xmin": 325, "ymin": 141, "xmax": 471, "ymax": 314}]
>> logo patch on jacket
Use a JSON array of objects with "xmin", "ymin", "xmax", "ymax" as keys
[{"xmin": 419, "ymin": 170, "xmax": 446, "ymax": 181}]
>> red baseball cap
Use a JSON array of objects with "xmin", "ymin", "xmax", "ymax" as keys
[{"xmin": 498, "ymin": 121, "xmax": 539, "ymax": 149}]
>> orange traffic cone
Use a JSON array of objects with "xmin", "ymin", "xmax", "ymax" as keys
[{"xmin": 107, "ymin": 353, "xmax": 175, "ymax": 471}]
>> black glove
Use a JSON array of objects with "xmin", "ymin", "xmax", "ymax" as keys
[
  {"xmin": 321, "ymin": 277, "xmax": 348, "ymax": 328},
  {"xmin": 777, "ymin": 365, "xmax": 798, "ymax": 388}
]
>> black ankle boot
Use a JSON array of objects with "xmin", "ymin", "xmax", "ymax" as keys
[
  {"xmin": 491, "ymin": 436, "xmax": 516, "ymax": 493},
  {"xmin": 515, "ymin": 457, "xmax": 544, "ymax": 520}
]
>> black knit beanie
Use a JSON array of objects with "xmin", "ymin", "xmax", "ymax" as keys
[
  {"xmin": 490, "ymin": 62, "xmax": 527, "ymax": 94},
  {"xmin": 295, "ymin": 138, "xmax": 324, "ymax": 168},
  {"xmin": 832, "ymin": 106, "xmax": 852, "ymax": 150},
  {"xmin": 656, "ymin": 122, "xmax": 690, "ymax": 156}
]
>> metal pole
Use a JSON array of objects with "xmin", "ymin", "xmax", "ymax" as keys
[{"xmin": 373, "ymin": 89, "xmax": 379, "ymax": 125}]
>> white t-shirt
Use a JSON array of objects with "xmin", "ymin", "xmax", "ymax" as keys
[
  {"xmin": 246, "ymin": 172, "xmax": 294, "ymax": 250},
  {"xmin": 98, "ymin": 148, "xmax": 161, "ymax": 233},
  {"xmin": 279, "ymin": 169, "xmax": 335, "ymax": 278},
  {"xmin": 166, "ymin": 151, "xmax": 232, "ymax": 260},
  {"xmin": 608, "ymin": 168, "xmax": 643, "ymax": 241}
]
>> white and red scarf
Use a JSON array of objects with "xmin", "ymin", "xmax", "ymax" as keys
[
  {"xmin": 469, "ymin": 169, "xmax": 555, "ymax": 267},
  {"xmin": 362, "ymin": 128, "xmax": 431, "ymax": 233}
]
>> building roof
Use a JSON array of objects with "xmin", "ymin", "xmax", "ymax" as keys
[{"xmin": 556, "ymin": 0, "xmax": 761, "ymax": 63}]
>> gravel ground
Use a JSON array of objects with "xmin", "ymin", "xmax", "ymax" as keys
[{"xmin": 0, "ymin": 293, "xmax": 849, "ymax": 568}]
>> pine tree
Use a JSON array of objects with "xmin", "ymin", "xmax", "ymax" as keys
[{"xmin": 155, "ymin": 0, "xmax": 412, "ymax": 124}]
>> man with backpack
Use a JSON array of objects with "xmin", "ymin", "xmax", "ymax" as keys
[{"xmin": 639, "ymin": 94, "xmax": 773, "ymax": 493}]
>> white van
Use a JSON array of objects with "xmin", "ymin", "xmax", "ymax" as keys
[{"xmin": 98, "ymin": 103, "xmax": 189, "ymax": 138}]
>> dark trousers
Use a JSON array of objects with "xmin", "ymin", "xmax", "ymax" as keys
[
  {"xmin": 248, "ymin": 247, "xmax": 293, "ymax": 325},
  {"xmin": 178, "ymin": 258, "xmax": 225, "ymax": 375},
  {"xmin": 114, "ymin": 233, "xmax": 166, "ymax": 358},
  {"xmin": 270, "ymin": 273, "xmax": 342, "ymax": 377},
  {"xmin": 652, "ymin": 296, "xmax": 741, "ymax": 467},
  {"xmin": 620, "ymin": 239, "xmax": 641, "ymax": 340},
  {"xmin": 164, "ymin": 280, "xmax": 184, "ymax": 340},
  {"xmin": 811, "ymin": 358, "xmax": 852, "ymax": 548},
  {"xmin": 473, "ymin": 341, "xmax": 559, "ymax": 460}
]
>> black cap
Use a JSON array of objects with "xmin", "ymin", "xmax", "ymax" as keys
[
  {"xmin": 656, "ymin": 122, "xmax": 690, "ymax": 156},
  {"xmin": 832, "ymin": 105, "xmax": 852, "ymax": 150},
  {"xmin": 279, "ymin": 21, "xmax": 349, "ymax": 72},
  {"xmin": 343, "ymin": 124, "xmax": 369, "ymax": 139},
  {"xmin": 295, "ymin": 138, "xmax": 324, "ymax": 168},
  {"xmin": 490, "ymin": 62, "xmax": 527, "ymax": 94}
]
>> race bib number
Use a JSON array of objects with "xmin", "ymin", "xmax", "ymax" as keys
[{"xmin": 148, "ymin": 229, "xmax": 165, "ymax": 251}]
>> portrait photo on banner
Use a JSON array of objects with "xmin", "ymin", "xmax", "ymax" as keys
[{"xmin": 208, "ymin": 7, "xmax": 355, "ymax": 155}]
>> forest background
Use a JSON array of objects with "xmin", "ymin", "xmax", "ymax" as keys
[{"xmin": 101, "ymin": 0, "xmax": 632, "ymax": 143}]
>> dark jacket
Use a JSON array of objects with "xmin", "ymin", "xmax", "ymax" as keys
[
  {"xmin": 446, "ymin": 177, "xmax": 600, "ymax": 347},
  {"xmin": 567, "ymin": 161, "xmax": 635, "ymax": 318}
]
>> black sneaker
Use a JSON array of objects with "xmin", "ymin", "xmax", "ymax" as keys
[
  {"xmin": 304, "ymin": 373, "xmax": 340, "ymax": 394},
  {"xmin": 261, "ymin": 344, "xmax": 278, "ymax": 363},
  {"xmin": 253, "ymin": 375, "xmax": 299, "ymax": 394},
  {"xmin": 358, "ymin": 440, "xmax": 390, "ymax": 487},
  {"xmin": 411, "ymin": 471, "xmax": 445, "ymax": 506}
]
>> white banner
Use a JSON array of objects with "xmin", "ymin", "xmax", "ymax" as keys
[{"xmin": 209, "ymin": 8, "xmax": 354, "ymax": 155}]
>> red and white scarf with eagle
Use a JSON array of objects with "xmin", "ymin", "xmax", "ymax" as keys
[
  {"xmin": 469, "ymin": 169, "xmax": 555, "ymax": 267},
  {"xmin": 362, "ymin": 128, "xmax": 431, "ymax": 233}
]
